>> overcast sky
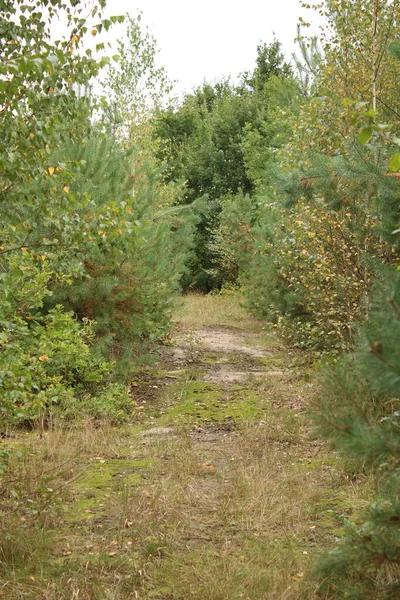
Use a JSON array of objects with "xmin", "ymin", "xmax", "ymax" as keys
[{"xmin": 100, "ymin": 0, "xmax": 320, "ymax": 94}]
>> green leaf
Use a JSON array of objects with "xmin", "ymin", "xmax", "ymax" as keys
[
  {"xmin": 388, "ymin": 153, "xmax": 400, "ymax": 173},
  {"xmin": 357, "ymin": 127, "xmax": 373, "ymax": 144},
  {"xmin": 110, "ymin": 15, "xmax": 125, "ymax": 24}
]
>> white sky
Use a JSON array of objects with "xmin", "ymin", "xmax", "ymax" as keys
[{"xmin": 99, "ymin": 0, "xmax": 320, "ymax": 94}]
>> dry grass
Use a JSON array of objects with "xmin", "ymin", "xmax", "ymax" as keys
[
  {"xmin": 97, "ymin": 410, "xmax": 374, "ymax": 600},
  {"xmin": 0, "ymin": 417, "xmax": 373, "ymax": 599},
  {"xmin": 175, "ymin": 292, "xmax": 252, "ymax": 329},
  {"xmin": 0, "ymin": 295, "xmax": 376, "ymax": 599}
]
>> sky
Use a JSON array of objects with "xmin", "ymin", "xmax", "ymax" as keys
[{"xmin": 99, "ymin": 0, "xmax": 320, "ymax": 95}]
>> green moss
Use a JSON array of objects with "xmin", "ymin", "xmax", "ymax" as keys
[
  {"xmin": 158, "ymin": 380, "xmax": 265, "ymax": 427},
  {"xmin": 198, "ymin": 352, "xmax": 232, "ymax": 365},
  {"xmin": 66, "ymin": 457, "xmax": 152, "ymax": 522},
  {"xmin": 257, "ymin": 355, "xmax": 287, "ymax": 368}
]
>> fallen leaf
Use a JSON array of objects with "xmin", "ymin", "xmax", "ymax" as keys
[{"xmin": 125, "ymin": 520, "xmax": 133, "ymax": 528}]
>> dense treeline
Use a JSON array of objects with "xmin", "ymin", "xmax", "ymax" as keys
[
  {"xmin": 152, "ymin": 40, "xmax": 296, "ymax": 291},
  {"xmin": 1, "ymin": 0, "xmax": 400, "ymax": 596}
]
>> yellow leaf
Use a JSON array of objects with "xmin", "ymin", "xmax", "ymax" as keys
[
  {"xmin": 48, "ymin": 166, "xmax": 55, "ymax": 176},
  {"xmin": 63, "ymin": 186, "xmax": 70, "ymax": 193},
  {"xmin": 49, "ymin": 86, "xmax": 54, "ymax": 93},
  {"xmin": 108, "ymin": 551, "xmax": 117, "ymax": 557},
  {"xmin": 91, "ymin": 29, "xmax": 98, "ymax": 36},
  {"xmin": 38, "ymin": 355, "xmax": 49, "ymax": 361}
]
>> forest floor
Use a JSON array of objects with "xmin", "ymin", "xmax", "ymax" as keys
[{"xmin": 0, "ymin": 295, "xmax": 373, "ymax": 599}]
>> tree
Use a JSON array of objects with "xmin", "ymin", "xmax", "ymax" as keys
[
  {"xmin": 48, "ymin": 135, "xmax": 196, "ymax": 368},
  {"xmin": 313, "ymin": 270, "xmax": 400, "ymax": 598},
  {"xmin": 153, "ymin": 80, "xmax": 256, "ymax": 290},
  {"xmin": 221, "ymin": 1, "xmax": 400, "ymax": 350},
  {"xmin": 283, "ymin": 0, "xmax": 400, "ymax": 160},
  {"xmin": 0, "ymin": 0, "xmax": 129, "ymax": 425},
  {"xmin": 153, "ymin": 41, "xmax": 296, "ymax": 290},
  {"xmin": 241, "ymin": 39, "xmax": 293, "ymax": 93},
  {"xmin": 0, "ymin": 1, "xmax": 193, "ymax": 426},
  {"xmin": 103, "ymin": 13, "xmax": 173, "ymax": 143}
]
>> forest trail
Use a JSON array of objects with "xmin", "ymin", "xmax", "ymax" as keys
[{"xmin": 2, "ymin": 295, "xmax": 368, "ymax": 599}]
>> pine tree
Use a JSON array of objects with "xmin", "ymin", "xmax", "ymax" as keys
[
  {"xmin": 50, "ymin": 134, "xmax": 196, "ymax": 368},
  {"xmin": 314, "ymin": 270, "xmax": 400, "ymax": 598}
]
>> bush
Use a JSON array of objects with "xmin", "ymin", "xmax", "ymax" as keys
[
  {"xmin": 220, "ymin": 170, "xmax": 399, "ymax": 352},
  {"xmin": 0, "ymin": 297, "xmax": 114, "ymax": 427}
]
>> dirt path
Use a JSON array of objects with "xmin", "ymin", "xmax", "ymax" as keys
[{"xmin": 2, "ymin": 295, "xmax": 368, "ymax": 599}]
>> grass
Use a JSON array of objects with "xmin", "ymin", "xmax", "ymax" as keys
[
  {"xmin": 175, "ymin": 292, "xmax": 252, "ymax": 329},
  {"xmin": 0, "ymin": 293, "xmax": 376, "ymax": 599}
]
